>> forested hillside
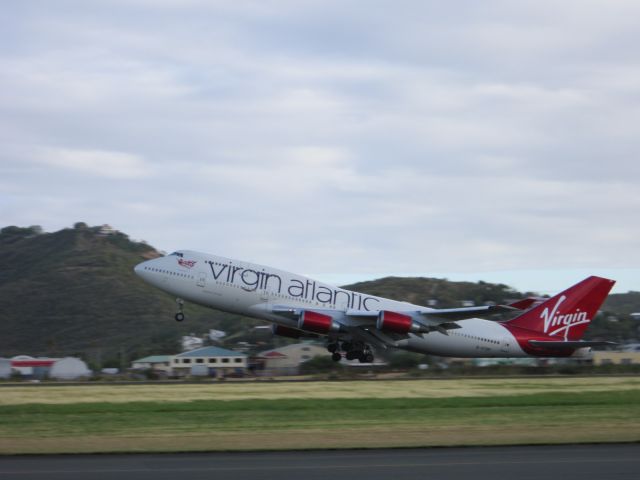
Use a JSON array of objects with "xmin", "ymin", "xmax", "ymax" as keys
[{"xmin": 0, "ymin": 224, "xmax": 259, "ymax": 364}]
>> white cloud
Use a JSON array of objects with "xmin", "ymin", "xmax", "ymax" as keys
[{"xmin": 34, "ymin": 148, "xmax": 150, "ymax": 179}]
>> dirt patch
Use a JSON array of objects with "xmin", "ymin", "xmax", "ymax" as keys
[{"xmin": 2, "ymin": 377, "xmax": 639, "ymax": 405}]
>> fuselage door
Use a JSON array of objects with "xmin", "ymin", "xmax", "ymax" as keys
[
  {"xmin": 260, "ymin": 290, "xmax": 269, "ymax": 303},
  {"xmin": 197, "ymin": 271, "xmax": 206, "ymax": 288}
]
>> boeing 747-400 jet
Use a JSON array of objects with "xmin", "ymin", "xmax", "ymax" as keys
[{"xmin": 134, "ymin": 251, "xmax": 616, "ymax": 362}]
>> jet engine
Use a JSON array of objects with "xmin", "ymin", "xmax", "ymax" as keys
[
  {"xmin": 297, "ymin": 310, "xmax": 341, "ymax": 334},
  {"xmin": 377, "ymin": 310, "xmax": 430, "ymax": 334}
]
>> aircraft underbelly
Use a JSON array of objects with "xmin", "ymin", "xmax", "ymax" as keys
[{"xmin": 399, "ymin": 320, "xmax": 527, "ymax": 358}]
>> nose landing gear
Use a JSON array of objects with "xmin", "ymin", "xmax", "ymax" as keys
[
  {"xmin": 175, "ymin": 298, "xmax": 185, "ymax": 322},
  {"xmin": 327, "ymin": 342, "xmax": 342, "ymax": 361}
]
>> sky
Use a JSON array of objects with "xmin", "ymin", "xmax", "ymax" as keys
[{"xmin": 1, "ymin": 1, "xmax": 639, "ymax": 294}]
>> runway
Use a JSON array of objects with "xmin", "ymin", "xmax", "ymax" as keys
[{"xmin": 1, "ymin": 444, "xmax": 639, "ymax": 480}]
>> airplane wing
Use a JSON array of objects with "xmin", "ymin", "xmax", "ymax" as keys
[
  {"xmin": 274, "ymin": 304, "xmax": 516, "ymax": 322},
  {"xmin": 417, "ymin": 305, "xmax": 518, "ymax": 321},
  {"xmin": 268, "ymin": 305, "xmax": 401, "ymax": 350},
  {"xmin": 269, "ymin": 303, "xmax": 518, "ymax": 348}
]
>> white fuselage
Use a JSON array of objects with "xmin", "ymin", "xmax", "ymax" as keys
[{"xmin": 135, "ymin": 250, "xmax": 541, "ymax": 358}]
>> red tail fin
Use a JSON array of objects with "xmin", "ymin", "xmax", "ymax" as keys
[{"xmin": 506, "ymin": 276, "xmax": 615, "ymax": 340}]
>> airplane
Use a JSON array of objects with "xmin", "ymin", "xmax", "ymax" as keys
[{"xmin": 134, "ymin": 250, "xmax": 616, "ymax": 361}]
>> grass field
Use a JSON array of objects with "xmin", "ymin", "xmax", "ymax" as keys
[{"xmin": 1, "ymin": 377, "xmax": 639, "ymax": 454}]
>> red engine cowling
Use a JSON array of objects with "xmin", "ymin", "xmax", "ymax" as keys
[
  {"xmin": 298, "ymin": 311, "xmax": 340, "ymax": 334},
  {"xmin": 377, "ymin": 311, "xmax": 429, "ymax": 334},
  {"xmin": 271, "ymin": 324, "xmax": 319, "ymax": 339}
]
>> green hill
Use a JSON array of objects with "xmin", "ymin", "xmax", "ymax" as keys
[
  {"xmin": 343, "ymin": 276, "xmax": 531, "ymax": 308},
  {"xmin": 0, "ymin": 224, "xmax": 259, "ymax": 365},
  {"xmin": 1, "ymin": 224, "xmax": 637, "ymax": 364}
]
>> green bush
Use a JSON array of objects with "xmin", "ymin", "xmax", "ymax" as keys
[{"xmin": 300, "ymin": 355, "xmax": 342, "ymax": 374}]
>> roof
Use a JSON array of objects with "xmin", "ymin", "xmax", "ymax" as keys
[
  {"xmin": 259, "ymin": 351, "xmax": 288, "ymax": 358},
  {"xmin": 175, "ymin": 346, "xmax": 246, "ymax": 358},
  {"xmin": 133, "ymin": 355, "xmax": 172, "ymax": 363},
  {"xmin": 260, "ymin": 343, "xmax": 326, "ymax": 355},
  {"xmin": 12, "ymin": 359, "xmax": 57, "ymax": 368}
]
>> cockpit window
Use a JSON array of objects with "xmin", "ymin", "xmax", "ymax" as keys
[{"xmin": 169, "ymin": 252, "xmax": 184, "ymax": 257}]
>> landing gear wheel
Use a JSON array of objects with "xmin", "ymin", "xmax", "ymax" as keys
[
  {"xmin": 175, "ymin": 298, "xmax": 185, "ymax": 322},
  {"xmin": 331, "ymin": 352, "xmax": 342, "ymax": 362},
  {"xmin": 364, "ymin": 353, "xmax": 374, "ymax": 363},
  {"xmin": 327, "ymin": 343, "xmax": 338, "ymax": 353},
  {"xmin": 346, "ymin": 350, "xmax": 359, "ymax": 361}
]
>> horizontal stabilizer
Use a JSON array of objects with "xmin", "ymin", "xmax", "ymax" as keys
[
  {"xmin": 507, "ymin": 297, "xmax": 546, "ymax": 310},
  {"xmin": 528, "ymin": 340, "xmax": 617, "ymax": 349}
]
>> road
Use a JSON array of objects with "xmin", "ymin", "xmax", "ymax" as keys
[{"xmin": 1, "ymin": 444, "xmax": 638, "ymax": 480}]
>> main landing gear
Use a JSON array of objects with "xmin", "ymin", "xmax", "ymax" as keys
[
  {"xmin": 175, "ymin": 298, "xmax": 185, "ymax": 322},
  {"xmin": 327, "ymin": 341, "xmax": 374, "ymax": 363}
]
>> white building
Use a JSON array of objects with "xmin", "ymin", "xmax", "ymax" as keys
[
  {"xmin": 181, "ymin": 335, "xmax": 204, "ymax": 351},
  {"xmin": 592, "ymin": 351, "xmax": 640, "ymax": 365},
  {"xmin": 0, "ymin": 358, "xmax": 10, "ymax": 379},
  {"xmin": 97, "ymin": 224, "xmax": 117, "ymax": 236},
  {"xmin": 257, "ymin": 343, "xmax": 328, "ymax": 375},
  {"xmin": 49, "ymin": 358, "xmax": 91, "ymax": 380},
  {"xmin": 208, "ymin": 329, "xmax": 226, "ymax": 341},
  {"xmin": 131, "ymin": 355, "xmax": 172, "ymax": 374},
  {"xmin": 10, "ymin": 356, "xmax": 90, "ymax": 380},
  {"xmin": 171, "ymin": 346, "xmax": 247, "ymax": 377},
  {"xmin": 10, "ymin": 355, "xmax": 57, "ymax": 378}
]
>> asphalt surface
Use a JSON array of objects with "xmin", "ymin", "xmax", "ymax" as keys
[{"xmin": 1, "ymin": 444, "xmax": 639, "ymax": 480}]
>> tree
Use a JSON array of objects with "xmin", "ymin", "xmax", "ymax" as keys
[
  {"xmin": 299, "ymin": 355, "xmax": 342, "ymax": 373},
  {"xmin": 388, "ymin": 352, "xmax": 423, "ymax": 369}
]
